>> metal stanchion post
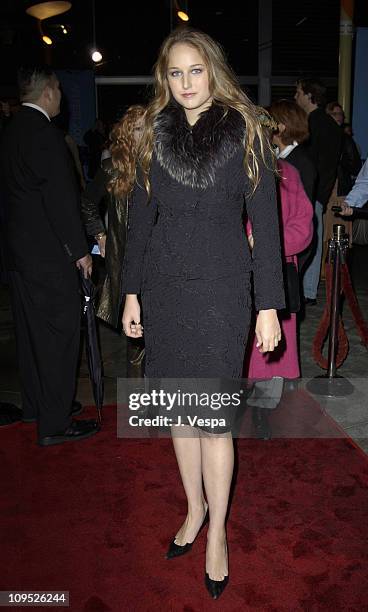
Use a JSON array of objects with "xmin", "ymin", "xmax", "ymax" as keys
[
  {"xmin": 307, "ymin": 224, "xmax": 354, "ymax": 397},
  {"xmin": 327, "ymin": 225, "xmax": 345, "ymax": 378}
]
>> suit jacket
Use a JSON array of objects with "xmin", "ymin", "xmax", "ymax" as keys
[
  {"xmin": 0, "ymin": 105, "xmax": 88, "ymax": 272},
  {"xmin": 307, "ymin": 107, "xmax": 343, "ymax": 209},
  {"xmin": 285, "ymin": 144, "xmax": 317, "ymax": 205}
]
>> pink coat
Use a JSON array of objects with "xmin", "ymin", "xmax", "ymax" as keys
[{"xmin": 245, "ymin": 160, "xmax": 313, "ymax": 379}]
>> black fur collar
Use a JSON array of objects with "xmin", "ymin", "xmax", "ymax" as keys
[{"xmin": 154, "ymin": 102, "xmax": 245, "ymax": 189}]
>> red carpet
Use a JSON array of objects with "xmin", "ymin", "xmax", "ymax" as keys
[{"xmin": 1, "ymin": 391, "xmax": 368, "ymax": 611}]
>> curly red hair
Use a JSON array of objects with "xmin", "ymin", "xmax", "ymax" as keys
[{"xmin": 107, "ymin": 105, "xmax": 145, "ymax": 199}]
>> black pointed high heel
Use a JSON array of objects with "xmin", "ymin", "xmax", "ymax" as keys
[
  {"xmin": 165, "ymin": 505, "xmax": 209, "ymax": 560},
  {"xmin": 165, "ymin": 539, "xmax": 193, "ymax": 559},
  {"xmin": 205, "ymin": 572, "xmax": 229, "ymax": 599},
  {"xmin": 205, "ymin": 539, "xmax": 229, "ymax": 599}
]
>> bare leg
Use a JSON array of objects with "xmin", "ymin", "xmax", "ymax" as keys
[
  {"xmin": 201, "ymin": 431, "xmax": 233, "ymax": 581},
  {"xmin": 171, "ymin": 425, "xmax": 208, "ymax": 545}
]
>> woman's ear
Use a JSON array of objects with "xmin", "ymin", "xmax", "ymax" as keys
[{"xmin": 277, "ymin": 122, "xmax": 286, "ymax": 134}]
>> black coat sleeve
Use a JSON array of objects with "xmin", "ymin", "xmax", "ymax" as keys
[
  {"xmin": 308, "ymin": 110, "xmax": 342, "ymax": 208},
  {"xmin": 81, "ymin": 166, "xmax": 107, "ymax": 236},
  {"xmin": 296, "ymin": 157, "xmax": 317, "ymax": 205},
  {"xmin": 282, "ymin": 146, "xmax": 317, "ymax": 206},
  {"xmin": 340, "ymin": 134, "xmax": 362, "ymax": 179},
  {"xmin": 245, "ymin": 148, "xmax": 285, "ymax": 311},
  {"xmin": 121, "ymin": 168, "xmax": 157, "ymax": 294},
  {"xmin": 30, "ymin": 124, "xmax": 88, "ymax": 262}
]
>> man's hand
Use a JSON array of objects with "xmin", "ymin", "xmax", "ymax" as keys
[
  {"xmin": 340, "ymin": 201, "xmax": 354, "ymax": 216},
  {"xmin": 76, "ymin": 254, "xmax": 92, "ymax": 278}
]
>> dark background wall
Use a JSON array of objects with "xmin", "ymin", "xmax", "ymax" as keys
[{"xmin": 1, "ymin": 1, "xmax": 367, "ymax": 123}]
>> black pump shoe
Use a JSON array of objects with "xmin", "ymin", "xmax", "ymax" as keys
[
  {"xmin": 165, "ymin": 507, "xmax": 209, "ymax": 559},
  {"xmin": 165, "ymin": 539, "xmax": 193, "ymax": 559},
  {"xmin": 205, "ymin": 572, "xmax": 229, "ymax": 599}
]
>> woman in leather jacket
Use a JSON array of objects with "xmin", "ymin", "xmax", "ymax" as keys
[{"xmin": 81, "ymin": 105, "xmax": 145, "ymax": 361}]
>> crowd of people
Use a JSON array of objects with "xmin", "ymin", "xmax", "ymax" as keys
[{"xmin": 0, "ymin": 26, "xmax": 366, "ymax": 600}]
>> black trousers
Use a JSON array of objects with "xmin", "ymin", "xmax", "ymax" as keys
[{"xmin": 9, "ymin": 266, "xmax": 81, "ymax": 438}]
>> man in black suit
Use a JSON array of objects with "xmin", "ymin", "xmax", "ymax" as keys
[
  {"xmin": 295, "ymin": 77, "xmax": 343, "ymax": 304},
  {"xmin": 0, "ymin": 66, "xmax": 99, "ymax": 446}
]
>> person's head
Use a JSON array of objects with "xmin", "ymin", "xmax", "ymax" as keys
[
  {"xmin": 95, "ymin": 118, "xmax": 105, "ymax": 134},
  {"xmin": 18, "ymin": 66, "xmax": 61, "ymax": 118},
  {"xmin": 295, "ymin": 77, "xmax": 327, "ymax": 113},
  {"xmin": 269, "ymin": 99, "xmax": 309, "ymax": 149},
  {"xmin": 326, "ymin": 101, "xmax": 344, "ymax": 126},
  {"xmin": 141, "ymin": 27, "xmax": 273, "ymax": 194},
  {"xmin": 154, "ymin": 28, "xmax": 231, "ymax": 121},
  {"xmin": 107, "ymin": 105, "xmax": 146, "ymax": 199}
]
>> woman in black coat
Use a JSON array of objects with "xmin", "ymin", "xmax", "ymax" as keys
[
  {"xmin": 81, "ymin": 106, "xmax": 145, "ymax": 331},
  {"xmin": 122, "ymin": 29, "xmax": 285, "ymax": 599}
]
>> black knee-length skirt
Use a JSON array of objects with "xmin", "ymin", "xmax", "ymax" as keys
[{"xmin": 141, "ymin": 273, "xmax": 251, "ymax": 433}]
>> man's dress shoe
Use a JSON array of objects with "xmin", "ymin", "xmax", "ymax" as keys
[
  {"xmin": 22, "ymin": 400, "xmax": 83, "ymax": 424},
  {"xmin": 38, "ymin": 419, "xmax": 100, "ymax": 447}
]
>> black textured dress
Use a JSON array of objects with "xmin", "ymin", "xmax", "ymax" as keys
[{"xmin": 122, "ymin": 103, "xmax": 285, "ymax": 380}]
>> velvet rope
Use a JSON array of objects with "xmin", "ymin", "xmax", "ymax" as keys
[{"xmin": 312, "ymin": 262, "xmax": 368, "ymax": 370}]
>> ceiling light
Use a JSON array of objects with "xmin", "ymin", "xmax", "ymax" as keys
[
  {"xmin": 177, "ymin": 10, "xmax": 189, "ymax": 22},
  {"xmin": 26, "ymin": 1, "xmax": 72, "ymax": 20},
  {"xmin": 92, "ymin": 50, "xmax": 102, "ymax": 63}
]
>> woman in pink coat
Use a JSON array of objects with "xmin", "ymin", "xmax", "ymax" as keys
[{"xmin": 245, "ymin": 159, "xmax": 313, "ymax": 383}]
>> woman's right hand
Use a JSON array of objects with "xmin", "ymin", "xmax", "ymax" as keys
[{"xmin": 122, "ymin": 295, "xmax": 143, "ymax": 338}]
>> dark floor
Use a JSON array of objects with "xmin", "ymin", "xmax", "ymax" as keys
[{"xmin": 1, "ymin": 245, "xmax": 368, "ymax": 450}]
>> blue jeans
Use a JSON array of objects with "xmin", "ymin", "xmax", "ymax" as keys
[{"xmin": 303, "ymin": 201, "xmax": 323, "ymax": 300}]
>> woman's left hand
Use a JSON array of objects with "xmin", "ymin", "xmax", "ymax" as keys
[
  {"xmin": 255, "ymin": 309, "xmax": 281, "ymax": 353},
  {"xmin": 97, "ymin": 234, "xmax": 106, "ymax": 258}
]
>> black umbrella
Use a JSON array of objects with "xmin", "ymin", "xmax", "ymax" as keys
[
  {"xmin": 79, "ymin": 270, "xmax": 103, "ymax": 425},
  {"xmin": 0, "ymin": 402, "xmax": 23, "ymax": 427}
]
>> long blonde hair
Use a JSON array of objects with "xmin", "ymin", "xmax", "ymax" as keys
[
  {"xmin": 139, "ymin": 28, "xmax": 274, "ymax": 196},
  {"xmin": 107, "ymin": 105, "xmax": 145, "ymax": 199}
]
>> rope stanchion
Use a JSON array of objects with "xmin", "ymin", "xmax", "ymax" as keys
[
  {"xmin": 307, "ymin": 224, "xmax": 355, "ymax": 398},
  {"xmin": 312, "ymin": 262, "xmax": 349, "ymax": 370}
]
